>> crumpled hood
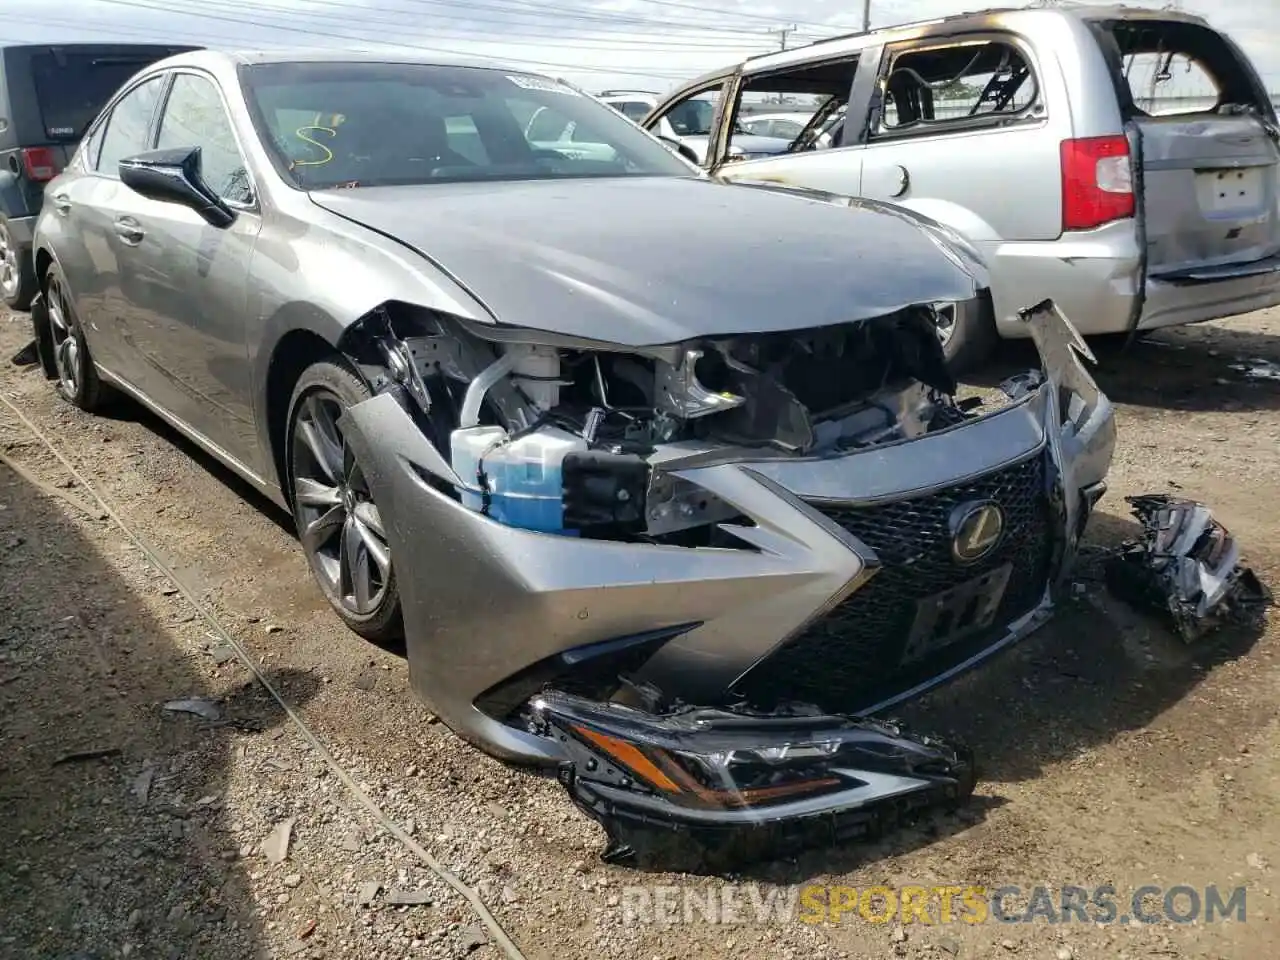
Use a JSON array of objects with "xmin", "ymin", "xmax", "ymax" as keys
[{"xmin": 311, "ymin": 176, "xmax": 983, "ymax": 346}]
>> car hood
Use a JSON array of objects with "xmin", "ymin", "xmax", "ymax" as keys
[{"xmin": 310, "ymin": 176, "xmax": 983, "ymax": 346}]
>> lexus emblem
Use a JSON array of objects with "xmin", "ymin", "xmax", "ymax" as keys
[{"xmin": 950, "ymin": 501, "xmax": 1005, "ymax": 563}]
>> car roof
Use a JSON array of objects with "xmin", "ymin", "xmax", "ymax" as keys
[
  {"xmin": 672, "ymin": 3, "xmax": 1216, "ymax": 93},
  {"xmin": 146, "ymin": 47, "xmax": 560, "ymax": 76}
]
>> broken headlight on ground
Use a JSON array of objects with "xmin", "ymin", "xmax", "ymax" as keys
[
  {"xmin": 531, "ymin": 689, "xmax": 975, "ymax": 872},
  {"xmin": 1105, "ymin": 494, "xmax": 1273, "ymax": 642}
]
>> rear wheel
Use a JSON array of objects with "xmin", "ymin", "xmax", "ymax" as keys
[
  {"xmin": 0, "ymin": 218, "xmax": 37, "ymax": 311},
  {"xmin": 286, "ymin": 360, "xmax": 402, "ymax": 643},
  {"xmin": 45, "ymin": 262, "xmax": 110, "ymax": 411}
]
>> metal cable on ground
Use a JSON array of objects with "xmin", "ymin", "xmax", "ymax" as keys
[{"xmin": 0, "ymin": 393, "xmax": 527, "ymax": 960}]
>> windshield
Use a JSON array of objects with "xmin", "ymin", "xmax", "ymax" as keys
[{"xmin": 239, "ymin": 61, "xmax": 692, "ymax": 189}]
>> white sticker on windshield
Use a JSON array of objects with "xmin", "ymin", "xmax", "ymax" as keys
[{"xmin": 506, "ymin": 74, "xmax": 580, "ymax": 96}]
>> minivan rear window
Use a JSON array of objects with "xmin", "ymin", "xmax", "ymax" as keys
[{"xmin": 30, "ymin": 52, "xmax": 155, "ymax": 141}]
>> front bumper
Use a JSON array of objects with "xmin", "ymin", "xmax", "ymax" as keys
[{"xmin": 341, "ymin": 302, "xmax": 1116, "ymax": 765}]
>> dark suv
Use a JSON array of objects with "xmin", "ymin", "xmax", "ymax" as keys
[{"xmin": 0, "ymin": 43, "xmax": 197, "ymax": 309}]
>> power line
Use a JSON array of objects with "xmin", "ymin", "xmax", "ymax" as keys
[
  {"xmin": 26, "ymin": 5, "xmax": 706, "ymax": 80},
  {"xmin": 138, "ymin": 0, "xmax": 777, "ymax": 51},
  {"xmin": 271, "ymin": 0, "xmax": 793, "ymax": 38}
]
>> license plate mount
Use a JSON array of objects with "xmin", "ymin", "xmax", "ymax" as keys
[
  {"xmin": 1199, "ymin": 166, "xmax": 1265, "ymax": 215},
  {"xmin": 902, "ymin": 563, "xmax": 1013, "ymax": 665}
]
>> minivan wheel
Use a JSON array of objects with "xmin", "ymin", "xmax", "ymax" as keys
[
  {"xmin": 286, "ymin": 359, "xmax": 402, "ymax": 644},
  {"xmin": 0, "ymin": 219, "xmax": 37, "ymax": 311},
  {"xmin": 935, "ymin": 299, "xmax": 997, "ymax": 376},
  {"xmin": 45, "ymin": 262, "xmax": 110, "ymax": 411}
]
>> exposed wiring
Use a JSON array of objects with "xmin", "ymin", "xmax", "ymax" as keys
[{"xmin": 0, "ymin": 393, "xmax": 527, "ymax": 960}]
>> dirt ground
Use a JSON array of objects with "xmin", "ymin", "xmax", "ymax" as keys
[{"xmin": 1, "ymin": 307, "xmax": 1278, "ymax": 960}]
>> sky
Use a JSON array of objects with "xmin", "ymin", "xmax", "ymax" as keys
[{"xmin": 3, "ymin": 0, "xmax": 1278, "ymax": 94}]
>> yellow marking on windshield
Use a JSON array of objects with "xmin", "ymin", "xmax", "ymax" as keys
[{"xmin": 293, "ymin": 125, "xmax": 336, "ymax": 166}]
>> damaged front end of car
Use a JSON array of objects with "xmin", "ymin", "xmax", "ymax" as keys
[{"xmin": 334, "ymin": 290, "xmax": 1114, "ymax": 864}]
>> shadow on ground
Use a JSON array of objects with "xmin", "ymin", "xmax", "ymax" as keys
[
  {"xmin": 969, "ymin": 323, "xmax": 1280, "ymax": 414},
  {"xmin": 718, "ymin": 507, "xmax": 1265, "ymax": 884},
  {"xmin": 894, "ymin": 508, "xmax": 1264, "ymax": 782},
  {"xmin": 92, "ymin": 397, "xmax": 295, "ymax": 538},
  {"xmin": 0, "ymin": 463, "xmax": 319, "ymax": 960}
]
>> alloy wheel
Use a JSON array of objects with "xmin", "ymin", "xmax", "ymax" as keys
[
  {"xmin": 0, "ymin": 223, "xmax": 18, "ymax": 301},
  {"xmin": 932, "ymin": 302, "xmax": 958, "ymax": 349},
  {"xmin": 46, "ymin": 275, "xmax": 81, "ymax": 398},
  {"xmin": 291, "ymin": 391, "xmax": 391, "ymax": 617}
]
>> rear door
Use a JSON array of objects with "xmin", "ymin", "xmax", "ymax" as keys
[{"xmin": 1095, "ymin": 18, "xmax": 1280, "ymax": 280}]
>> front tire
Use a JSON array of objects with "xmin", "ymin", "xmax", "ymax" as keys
[
  {"xmin": 286, "ymin": 359, "xmax": 402, "ymax": 644},
  {"xmin": 45, "ymin": 261, "xmax": 110, "ymax": 411},
  {"xmin": 936, "ymin": 298, "xmax": 997, "ymax": 376}
]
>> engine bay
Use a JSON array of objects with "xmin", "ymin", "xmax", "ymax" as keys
[{"xmin": 341, "ymin": 302, "xmax": 987, "ymax": 544}]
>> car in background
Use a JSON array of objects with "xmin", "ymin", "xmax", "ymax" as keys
[
  {"xmin": 30, "ymin": 51, "xmax": 1114, "ymax": 783},
  {"xmin": 644, "ymin": 6, "xmax": 1280, "ymax": 371},
  {"xmin": 601, "ymin": 91, "xmax": 790, "ymax": 163},
  {"xmin": 0, "ymin": 43, "xmax": 197, "ymax": 309}
]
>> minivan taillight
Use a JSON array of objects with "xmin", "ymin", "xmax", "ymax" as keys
[
  {"xmin": 1060, "ymin": 135, "xmax": 1134, "ymax": 232},
  {"xmin": 21, "ymin": 147, "xmax": 57, "ymax": 182}
]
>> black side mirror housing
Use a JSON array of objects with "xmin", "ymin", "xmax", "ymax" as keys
[
  {"xmin": 118, "ymin": 147, "xmax": 236, "ymax": 228},
  {"xmin": 656, "ymin": 135, "xmax": 700, "ymax": 165}
]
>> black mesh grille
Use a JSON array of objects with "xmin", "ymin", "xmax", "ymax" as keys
[{"xmin": 735, "ymin": 455, "xmax": 1054, "ymax": 711}]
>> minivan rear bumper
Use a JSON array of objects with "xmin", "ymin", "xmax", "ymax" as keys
[
  {"xmin": 1139, "ymin": 254, "xmax": 1280, "ymax": 331},
  {"xmin": 983, "ymin": 223, "xmax": 1140, "ymax": 338},
  {"xmin": 986, "ymin": 222, "xmax": 1280, "ymax": 338}
]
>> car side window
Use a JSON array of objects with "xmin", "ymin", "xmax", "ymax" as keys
[
  {"xmin": 156, "ymin": 73, "xmax": 253, "ymax": 205},
  {"xmin": 96, "ymin": 76, "xmax": 165, "ymax": 176},
  {"xmin": 872, "ymin": 38, "xmax": 1039, "ymax": 138},
  {"xmin": 646, "ymin": 84, "xmax": 724, "ymax": 138}
]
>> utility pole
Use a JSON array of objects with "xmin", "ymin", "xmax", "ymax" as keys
[
  {"xmin": 768, "ymin": 23, "xmax": 798, "ymax": 51},
  {"xmin": 861, "ymin": 0, "xmax": 871, "ymax": 32}
]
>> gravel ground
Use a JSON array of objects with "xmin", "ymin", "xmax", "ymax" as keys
[{"xmin": 1, "ymin": 308, "xmax": 1278, "ymax": 960}]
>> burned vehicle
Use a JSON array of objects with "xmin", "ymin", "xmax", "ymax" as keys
[{"xmin": 31, "ymin": 51, "xmax": 1115, "ymax": 848}]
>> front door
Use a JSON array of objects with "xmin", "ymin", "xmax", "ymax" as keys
[
  {"xmin": 117, "ymin": 70, "xmax": 262, "ymax": 465},
  {"xmin": 711, "ymin": 55, "xmax": 868, "ymax": 196}
]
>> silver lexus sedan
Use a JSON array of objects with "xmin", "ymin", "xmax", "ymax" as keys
[{"xmin": 31, "ymin": 51, "xmax": 1115, "ymax": 840}]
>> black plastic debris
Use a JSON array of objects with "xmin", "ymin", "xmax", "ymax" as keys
[
  {"xmin": 10, "ymin": 339, "xmax": 39, "ymax": 367},
  {"xmin": 532, "ymin": 688, "xmax": 975, "ymax": 873},
  {"xmin": 1104, "ymin": 494, "xmax": 1273, "ymax": 643}
]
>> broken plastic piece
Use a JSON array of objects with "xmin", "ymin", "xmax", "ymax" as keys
[
  {"xmin": 1104, "ymin": 494, "xmax": 1273, "ymax": 643},
  {"xmin": 532, "ymin": 689, "xmax": 974, "ymax": 872},
  {"xmin": 162, "ymin": 698, "xmax": 223, "ymax": 721}
]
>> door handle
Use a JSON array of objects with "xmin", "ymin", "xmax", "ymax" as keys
[
  {"xmin": 113, "ymin": 217, "xmax": 145, "ymax": 245},
  {"xmin": 52, "ymin": 194, "xmax": 72, "ymax": 215}
]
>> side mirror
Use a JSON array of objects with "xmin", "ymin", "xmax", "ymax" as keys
[
  {"xmin": 656, "ymin": 135, "xmax": 700, "ymax": 165},
  {"xmin": 118, "ymin": 146, "xmax": 235, "ymax": 228}
]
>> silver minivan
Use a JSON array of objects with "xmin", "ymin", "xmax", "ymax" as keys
[{"xmin": 643, "ymin": 6, "xmax": 1280, "ymax": 368}]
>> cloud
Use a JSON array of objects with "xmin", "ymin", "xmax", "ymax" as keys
[{"xmin": 4, "ymin": 0, "xmax": 1277, "ymax": 92}]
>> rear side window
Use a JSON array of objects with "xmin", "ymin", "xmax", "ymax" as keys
[
  {"xmin": 31, "ymin": 53, "xmax": 160, "ymax": 141},
  {"xmin": 876, "ymin": 39, "xmax": 1039, "ymax": 134},
  {"xmin": 96, "ymin": 76, "xmax": 165, "ymax": 176}
]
